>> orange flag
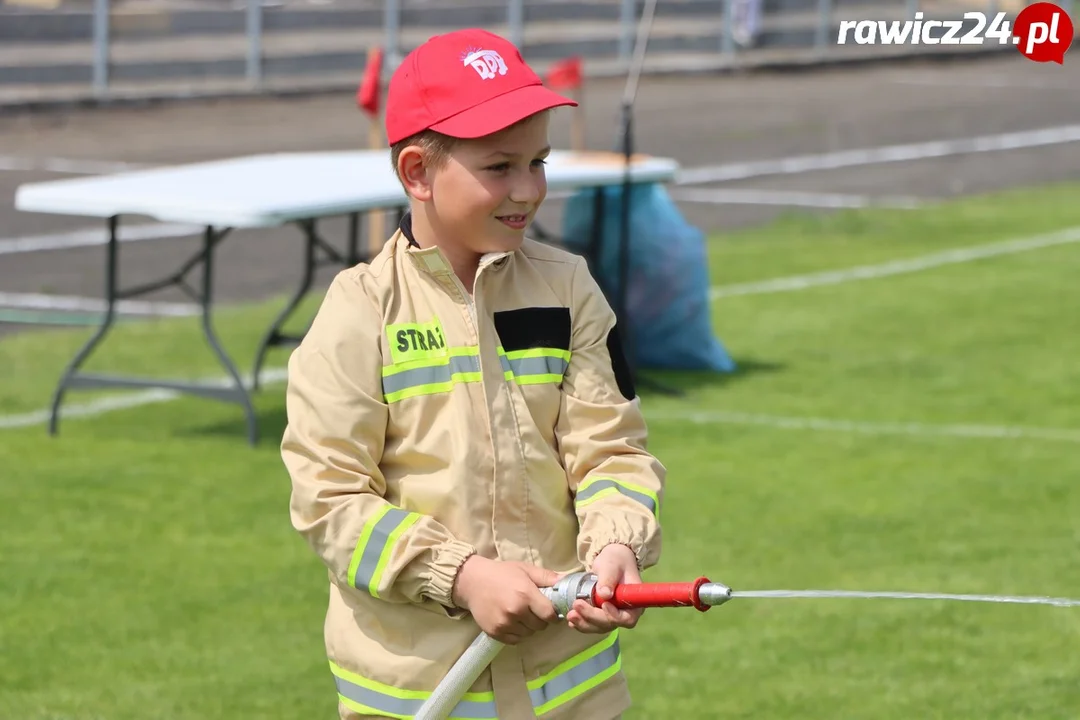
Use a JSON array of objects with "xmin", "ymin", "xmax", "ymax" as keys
[
  {"xmin": 545, "ymin": 56, "xmax": 583, "ymax": 91},
  {"xmin": 357, "ymin": 46, "xmax": 384, "ymax": 117}
]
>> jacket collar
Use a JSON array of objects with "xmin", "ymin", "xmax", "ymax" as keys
[
  {"xmin": 399, "ymin": 210, "xmax": 420, "ymax": 248},
  {"xmin": 399, "ymin": 210, "xmax": 512, "ymax": 277}
]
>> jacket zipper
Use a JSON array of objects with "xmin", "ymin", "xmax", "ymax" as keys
[
  {"xmin": 449, "ymin": 257, "xmax": 502, "ymax": 339},
  {"xmin": 447, "ymin": 271, "xmax": 479, "ymax": 339}
]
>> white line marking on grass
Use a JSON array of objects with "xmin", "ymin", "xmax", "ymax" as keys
[
  {"xmin": 709, "ymin": 225, "xmax": 1080, "ymax": 300},
  {"xmin": 670, "ymin": 188, "xmax": 922, "ymax": 209},
  {"xmin": 648, "ymin": 410, "xmax": 1080, "ymax": 444},
  {"xmin": 0, "ymin": 155, "xmax": 149, "ymax": 175},
  {"xmin": 0, "ymin": 292, "xmax": 200, "ymax": 317},
  {"xmin": 0, "ymin": 368, "xmax": 289, "ymax": 430},
  {"xmin": 676, "ymin": 124, "xmax": 1080, "ymax": 185},
  {"xmin": 890, "ymin": 76, "xmax": 1076, "ymax": 90},
  {"xmin": 6, "ymin": 124, "xmax": 1077, "ymax": 184},
  {"xmin": 0, "ymin": 222, "xmax": 201, "ymax": 256},
  {"xmin": 0, "ymin": 389, "xmax": 179, "ymax": 430}
]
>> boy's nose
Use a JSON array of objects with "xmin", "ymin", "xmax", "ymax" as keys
[{"xmin": 509, "ymin": 176, "xmax": 543, "ymax": 205}]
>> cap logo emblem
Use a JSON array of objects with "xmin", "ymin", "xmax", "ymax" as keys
[{"xmin": 462, "ymin": 48, "xmax": 508, "ymax": 80}]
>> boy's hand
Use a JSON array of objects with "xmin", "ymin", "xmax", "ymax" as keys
[
  {"xmin": 452, "ymin": 555, "xmax": 560, "ymax": 645},
  {"xmin": 567, "ymin": 543, "xmax": 643, "ymax": 634}
]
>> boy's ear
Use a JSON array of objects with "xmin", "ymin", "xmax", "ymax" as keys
[{"xmin": 397, "ymin": 146, "xmax": 434, "ymax": 202}]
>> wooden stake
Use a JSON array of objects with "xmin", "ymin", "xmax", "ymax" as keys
[
  {"xmin": 367, "ymin": 120, "xmax": 386, "ymax": 258},
  {"xmin": 570, "ymin": 86, "xmax": 586, "ymax": 152}
]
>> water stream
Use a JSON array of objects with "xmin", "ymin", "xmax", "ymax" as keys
[{"xmin": 731, "ymin": 589, "xmax": 1080, "ymax": 607}]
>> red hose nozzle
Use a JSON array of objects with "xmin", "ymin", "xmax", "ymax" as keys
[
  {"xmin": 544, "ymin": 573, "xmax": 733, "ymax": 617},
  {"xmin": 594, "ymin": 576, "xmax": 732, "ymax": 612}
]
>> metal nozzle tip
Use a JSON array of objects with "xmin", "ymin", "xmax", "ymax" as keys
[
  {"xmin": 698, "ymin": 582, "xmax": 733, "ymax": 607},
  {"xmin": 543, "ymin": 572, "xmax": 596, "ymax": 618}
]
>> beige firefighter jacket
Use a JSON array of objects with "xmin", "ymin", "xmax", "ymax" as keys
[{"xmin": 281, "ymin": 213, "xmax": 666, "ymax": 720}]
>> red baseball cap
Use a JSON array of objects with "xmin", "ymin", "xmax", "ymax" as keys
[{"xmin": 384, "ymin": 28, "xmax": 579, "ymax": 146}]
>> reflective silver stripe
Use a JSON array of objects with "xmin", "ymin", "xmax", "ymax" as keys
[
  {"xmin": 507, "ymin": 355, "xmax": 568, "ymax": 378},
  {"xmin": 382, "ymin": 354, "xmax": 481, "ymax": 396},
  {"xmin": 528, "ymin": 636, "xmax": 621, "ymax": 710},
  {"xmin": 499, "ymin": 353, "xmax": 513, "ymax": 374},
  {"xmin": 575, "ymin": 479, "xmax": 657, "ymax": 515},
  {"xmin": 333, "ymin": 674, "xmax": 498, "ymax": 719},
  {"xmin": 352, "ymin": 508, "xmax": 411, "ymax": 592}
]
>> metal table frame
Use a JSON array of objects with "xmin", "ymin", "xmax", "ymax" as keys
[
  {"xmin": 48, "ymin": 210, "xmax": 376, "ymax": 447},
  {"xmin": 14, "ymin": 149, "xmax": 678, "ymax": 446}
]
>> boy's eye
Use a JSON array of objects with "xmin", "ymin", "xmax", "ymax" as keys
[{"xmin": 485, "ymin": 158, "xmax": 548, "ymax": 172}]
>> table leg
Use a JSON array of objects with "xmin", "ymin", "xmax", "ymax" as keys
[
  {"xmin": 251, "ymin": 218, "xmax": 320, "ymax": 391},
  {"xmin": 48, "ymin": 221, "xmax": 261, "ymax": 446},
  {"xmin": 48, "ymin": 215, "xmax": 121, "ymax": 437},
  {"xmin": 197, "ymin": 227, "xmax": 259, "ymax": 446},
  {"xmin": 347, "ymin": 212, "xmax": 361, "ymax": 266},
  {"xmin": 251, "ymin": 214, "xmax": 382, "ymax": 391}
]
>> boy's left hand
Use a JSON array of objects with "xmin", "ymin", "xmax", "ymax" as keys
[{"xmin": 566, "ymin": 543, "xmax": 643, "ymax": 634}]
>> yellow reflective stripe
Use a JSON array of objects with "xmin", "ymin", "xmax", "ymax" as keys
[
  {"xmin": 368, "ymin": 513, "xmax": 419, "ymax": 600},
  {"xmin": 382, "ymin": 346, "xmax": 479, "ymax": 378},
  {"xmin": 382, "ymin": 349, "xmax": 482, "ymax": 402},
  {"xmin": 575, "ymin": 486, "xmax": 619, "ymax": 509},
  {"xmin": 503, "ymin": 347, "xmax": 571, "ymax": 362},
  {"xmin": 497, "ymin": 346, "xmax": 570, "ymax": 385},
  {"xmin": 346, "ymin": 506, "xmax": 421, "ymax": 597},
  {"xmin": 347, "ymin": 506, "xmax": 386, "ymax": 590},
  {"xmin": 330, "ymin": 660, "xmax": 497, "ymax": 719},
  {"xmin": 328, "ymin": 634, "xmax": 618, "ymax": 719},
  {"xmin": 499, "ymin": 349, "xmax": 514, "ymax": 380},
  {"xmin": 384, "ymin": 373, "xmax": 482, "ymax": 403},
  {"xmin": 536, "ymin": 657, "xmax": 622, "ymax": 716},
  {"xmin": 528, "ymin": 631, "xmax": 622, "ymax": 716},
  {"xmin": 514, "ymin": 374, "xmax": 564, "ymax": 385},
  {"xmin": 330, "ymin": 660, "xmax": 495, "ymax": 701},
  {"xmin": 575, "ymin": 476, "xmax": 660, "ymax": 519},
  {"xmin": 527, "ymin": 630, "xmax": 617, "ymax": 690}
]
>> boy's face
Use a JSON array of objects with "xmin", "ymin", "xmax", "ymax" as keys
[{"xmin": 429, "ymin": 112, "xmax": 551, "ymax": 256}]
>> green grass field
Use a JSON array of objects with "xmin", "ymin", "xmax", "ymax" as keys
[{"xmin": 2, "ymin": 181, "xmax": 1080, "ymax": 719}]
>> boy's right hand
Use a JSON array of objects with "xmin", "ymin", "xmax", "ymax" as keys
[{"xmin": 452, "ymin": 555, "xmax": 560, "ymax": 645}]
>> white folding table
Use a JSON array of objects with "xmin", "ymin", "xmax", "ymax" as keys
[{"xmin": 14, "ymin": 149, "xmax": 679, "ymax": 445}]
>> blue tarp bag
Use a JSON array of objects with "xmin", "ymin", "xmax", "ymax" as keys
[{"xmin": 560, "ymin": 182, "xmax": 736, "ymax": 373}]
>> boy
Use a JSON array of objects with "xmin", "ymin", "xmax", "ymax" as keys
[{"xmin": 281, "ymin": 28, "xmax": 666, "ymax": 720}]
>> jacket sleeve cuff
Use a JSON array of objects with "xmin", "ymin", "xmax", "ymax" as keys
[
  {"xmin": 586, "ymin": 540, "xmax": 644, "ymax": 572},
  {"xmin": 581, "ymin": 525, "xmax": 649, "ymax": 572},
  {"xmin": 423, "ymin": 540, "xmax": 478, "ymax": 609}
]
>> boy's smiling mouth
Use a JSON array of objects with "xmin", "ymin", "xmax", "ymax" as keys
[{"xmin": 496, "ymin": 214, "xmax": 529, "ymax": 230}]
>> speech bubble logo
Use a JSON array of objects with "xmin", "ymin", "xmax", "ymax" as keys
[{"xmin": 1014, "ymin": 2, "xmax": 1074, "ymax": 64}]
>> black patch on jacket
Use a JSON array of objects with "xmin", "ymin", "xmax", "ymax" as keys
[
  {"xmin": 606, "ymin": 323, "xmax": 636, "ymax": 401},
  {"xmin": 493, "ymin": 307, "xmax": 571, "ymax": 352}
]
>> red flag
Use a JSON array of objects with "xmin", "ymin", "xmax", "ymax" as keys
[
  {"xmin": 545, "ymin": 56, "xmax": 583, "ymax": 91},
  {"xmin": 357, "ymin": 46, "xmax": 384, "ymax": 117}
]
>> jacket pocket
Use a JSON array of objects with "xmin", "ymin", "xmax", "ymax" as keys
[{"xmin": 493, "ymin": 307, "xmax": 571, "ymax": 387}]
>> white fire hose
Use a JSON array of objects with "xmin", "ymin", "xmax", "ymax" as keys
[{"xmin": 413, "ymin": 573, "xmax": 732, "ymax": 720}]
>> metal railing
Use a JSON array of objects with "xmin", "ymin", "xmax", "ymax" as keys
[{"xmin": 0, "ymin": 0, "xmax": 1058, "ymax": 102}]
